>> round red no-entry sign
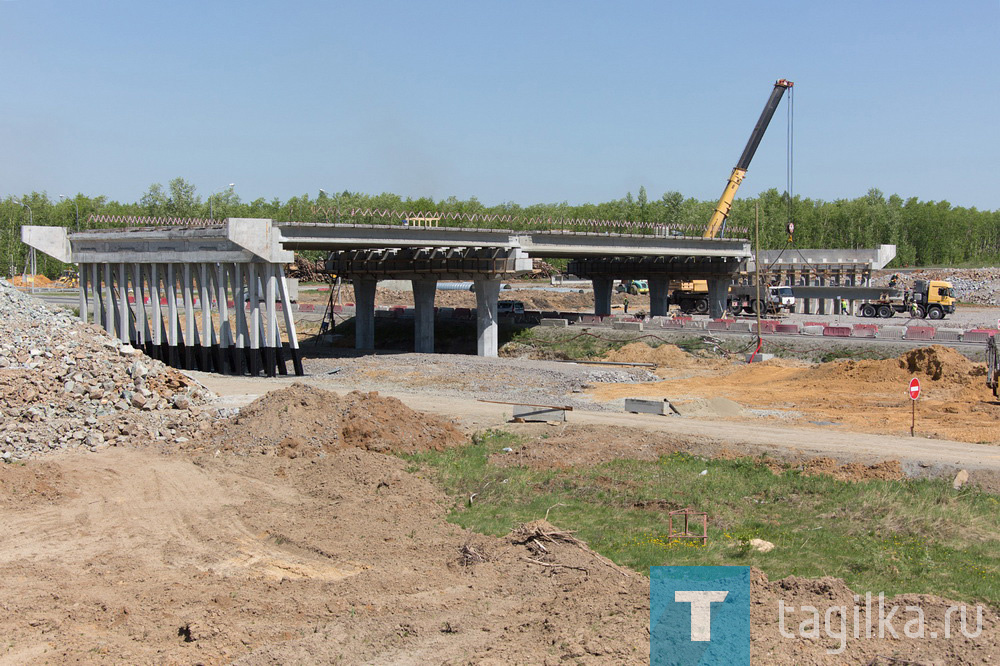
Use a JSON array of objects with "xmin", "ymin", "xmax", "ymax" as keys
[{"xmin": 909, "ymin": 377, "xmax": 921, "ymax": 400}]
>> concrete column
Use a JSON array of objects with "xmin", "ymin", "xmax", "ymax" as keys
[
  {"xmin": 412, "ymin": 278, "xmax": 437, "ymax": 353},
  {"xmin": 104, "ymin": 263, "xmax": 114, "ymax": 335},
  {"xmin": 91, "ymin": 263, "xmax": 102, "ymax": 326},
  {"xmin": 592, "ymin": 278, "xmax": 613, "ymax": 316},
  {"xmin": 648, "ymin": 278, "xmax": 669, "ymax": 317},
  {"xmin": 354, "ymin": 278, "xmax": 378, "ymax": 351},
  {"xmin": 707, "ymin": 278, "xmax": 728, "ymax": 319},
  {"xmin": 474, "ymin": 278, "xmax": 501, "ymax": 357},
  {"xmin": 78, "ymin": 263, "xmax": 88, "ymax": 323},
  {"xmin": 818, "ymin": 277, "xmax": 827, "ymax": 315},
  {"xmin": 118, "ymin": 262, "xmax": 129, "ymax": 344}
]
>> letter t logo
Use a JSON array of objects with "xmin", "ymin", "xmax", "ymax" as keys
[{"xmin": 674, "ymin": 591, "xmax": 729, "ymax": 641}]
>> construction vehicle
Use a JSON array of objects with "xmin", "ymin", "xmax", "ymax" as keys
[
  {"xmin": 855, "ymin": 279, "xmax": 956, "ymax": 319},
  {"xmin": 54, "ymin": 268, "xmax": 79, "ymax": 288},
  {"xmin": 671, "ymin": 279, "xmax": 795, "ymax": 315},
  {"xmin": 703, "ymin": 79, "xmax": 793, "ymax": 239},
  {"xmin": 616, "ymin": 279, "xmax": 649, "ymax": 295}
]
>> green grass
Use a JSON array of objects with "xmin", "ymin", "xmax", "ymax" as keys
[
  {"xmin": 404, "ymin": 430, "xmax": 1000, "ymax": 607},
  {"xmin": 507, "ymin": 328, "xmax": 630, "ymax": 359},
  {"xmin": 818, "ymin": 346, "xmax": 900, "ymax": 363}
]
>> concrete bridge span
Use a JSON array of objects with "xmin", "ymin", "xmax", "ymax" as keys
[{"xmin": 22, "ymin": 218, "xmax": 753, "ymax": 371}]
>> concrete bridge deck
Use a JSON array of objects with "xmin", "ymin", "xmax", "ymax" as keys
[{"xmin": 23, "ymin": 218, "xmax": 754, "ymax": 368}]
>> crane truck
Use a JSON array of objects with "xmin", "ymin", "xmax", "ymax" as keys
[{"xmin": 669, "ymin": 79, "xmax": 794, "ymax": 313}]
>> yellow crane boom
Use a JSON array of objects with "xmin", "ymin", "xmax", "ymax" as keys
[{"xmin": 703, "ymin": 79, "xmax": 793, "ymax": 239}]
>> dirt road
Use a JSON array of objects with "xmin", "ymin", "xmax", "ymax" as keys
[{"xmin": 192, "ymin": 371, "xmax": 1000, "ymax": 475}]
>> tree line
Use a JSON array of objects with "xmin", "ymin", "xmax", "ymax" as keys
[{"xmin": 2, "ymin": 177, "xmax": 998, "ymax": 277}]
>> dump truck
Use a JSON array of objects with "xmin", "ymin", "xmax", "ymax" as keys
[{"xmin": 855, "ymin": 279, "xmax": 956, "ymax": 319}]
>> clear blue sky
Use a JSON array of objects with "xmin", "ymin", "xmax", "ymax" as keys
[{"xmin": 2, "ymin": 1, "xmax": 998, "ymax": 209}]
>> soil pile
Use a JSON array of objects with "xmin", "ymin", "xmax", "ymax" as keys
[
  {"xmin": 603, "ymin": 341, "xmax": 702, "ymax": 367},
  {"xmin": 815, "ymin": 345, "xmax": 985, "ymax": 387},
  {"xmin": 209, "ymin": 383, "xmax": 466, "ymax": 456},
  {"xmin": 7, "ymin": 274, "xmax": 54, "ymax": 287},
  {"xmin": 0, "ymin": 279, "xmax": 210, "ymax": 460},
  {"xmin": 801, "ymin": 457, "xmax": 905, "ymax": 482}
]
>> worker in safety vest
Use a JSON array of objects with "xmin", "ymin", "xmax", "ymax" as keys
[
  {"xmin": 623, "ymin": 296, "xmax": 630, "ymax": 314},
  {"xmin": 840, "ymin": 297, "xmax": 849, "ymax": 315}
]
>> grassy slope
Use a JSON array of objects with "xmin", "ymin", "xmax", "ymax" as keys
[{"xmin": 405, "ymin": 430, "xmax": 1000, "ymax": 607}]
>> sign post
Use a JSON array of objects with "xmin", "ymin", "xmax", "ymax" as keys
[{"xmin": 908, "ymin": 377, "xmax": 921, "ymax": 437}]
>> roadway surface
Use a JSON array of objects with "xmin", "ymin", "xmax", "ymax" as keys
[{"xmin": 191, "ymin": 370, "xmax": 1000, "ymax": 476}]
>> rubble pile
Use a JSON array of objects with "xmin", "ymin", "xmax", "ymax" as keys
[
  {"xmin": 873, "ymin": 268, "xmax": 1000, "ymax": 305},
  {"xmin": 0, "ymin": 280, "xmax": 212, "ymax": 461}
]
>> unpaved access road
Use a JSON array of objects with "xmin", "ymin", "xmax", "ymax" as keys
[{"xmin": 192, "ymin": 370, "xmax": 1000, "ymax": 477}]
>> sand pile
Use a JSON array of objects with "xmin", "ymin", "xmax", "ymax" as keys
[
  {"xmin": 801, "ymin": 457, "xmax": 905, "ymax": 482},
  {"xmin": 210, "ymin": 383, "xmax": 466, "ymax": 456},
  {"xmin": 603, "ymin": 341, "xmax": 703, "ymax": 368},
  {"xmin": 7, "ymin": 274, "xmax": 54, "ymax": 287},
  {"xmin": 815, "ymin": 345, "xmax": 985, "ymax": 387}
]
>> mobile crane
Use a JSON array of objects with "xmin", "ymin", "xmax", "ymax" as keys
[
  {"xmin": 669, "ymin": 80, "xmax": 794, "ymax": 314},
  {"xmin": 703, "ymin": 79, "xmax": 793, "ymax": 239}
]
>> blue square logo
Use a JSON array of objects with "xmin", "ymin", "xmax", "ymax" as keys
[{"xmin": 651, "ymin": 566, "xmax": 752, "ymax": 665}]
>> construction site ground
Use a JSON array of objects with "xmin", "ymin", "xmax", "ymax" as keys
[{"xmin": 6, "ymin": 282, "xmax": 1000, "ymax": 664}]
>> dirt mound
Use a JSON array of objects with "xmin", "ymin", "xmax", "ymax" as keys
[
  {"xmin": 210, "ymin": 383, "xmax": 466, "ymax": 456},
  {"xmin": 8, "ymin": 274, "xmax": 53, "ymax": 287},
  {"xmin": 899, "ymin": 345, "xmax": 986, "ymax": 383},
  {"xmin": 815, "ymin": 345, "xmax": 985, "ymax": 387},
  {"xmin": 801, "ymin": 457, "xmax": 905, "ymax": 482},
  {"xmin": 603, "ymin": 341, "xmax": 702, "ymax": 367}
]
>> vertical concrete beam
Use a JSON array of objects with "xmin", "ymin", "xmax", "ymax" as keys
[
  {"xmin": 231, "ymin": 264, "xmax": 248, "ymax": 374},
  {"xmin": 183, "ymin": 263, "xmax": 196, "ymax": 368},
  {"xmin": 248, "ymin": 264, "xmax": 261, "ymax": 375},
  {"xmin": 648, "ymin": 278, "xmax": 669, "ymax": 317},
  {"xmin": 166, "ymin": 264, "xmax": 178, "ymax": 347},
  {"xmin": 78, "ymin": 263, "xmax": 88, "ymax": 324},
  {"xmin": 592, "ymin": 278, "xmax": 613, "ymax": 317},
  {"xmin": 277, "ymin": 267, "xmax": 303, "ymax": 376},
  {"xmin": 353, "ymin": 278, "xmax": 378, "ymax": 351},
  {"xmin": 150, "ymin": 264, "xmax": 162, "ymax": 349},
  {"xmin": 91, "ymin": 263, "xmax": 102, "ymax": 327},
  {"xmin": 412, "ymin": 278, "xmax": 437, "ymax": 353},
  {"xmin": 264, "ymin": 264, "xmax": 278, "ymax": 376},
  {"xmin": 818, "ymin": 276, "xmax": 827, "ymax": 315},
  {"xmin": 707, "ymin": 278, "xmax": 727, "ymax": 320},
  {"xmin": 117, "ymin": 263, "xmax": 129, "ymax": 344},
  {"xmin": 474, "ymin": 278, "xmax": 501, "ymax": 357},
  {"xmin": 103, "ymin": 263, "xmax": 114, "ymax": 335},
  {"xmin": 133, "ymin": 264, "xmax": 147, "ymax": 347}
]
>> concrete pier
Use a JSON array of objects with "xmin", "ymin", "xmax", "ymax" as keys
[
  {"xmin": 592, "ymin": 278, "xmax": 613, "ymax": 316},
  {"xmin": 474, "ymin": 279, "xmax": 501, "ymax": 357},
  {"xmin": 354, "ymin": 278, "xmax": 378, "ymax": 351},
  {"xmin": 412, "ymin": 278, "xmax": 437, "ymax": 353},
  {"xmin": 648, "ymin": 278, "xmax": 669, "ymax": 317}
]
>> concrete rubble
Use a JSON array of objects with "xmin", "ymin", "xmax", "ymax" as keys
[
  {"xmin": 874, "ymin": 267, "xmax": 1000, "ymax": 306},
  {"xmin": 0, "ymin": 279, "xmax": 212, "ymax": 461}
]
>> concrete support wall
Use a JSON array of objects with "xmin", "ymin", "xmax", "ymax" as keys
[
  {"xmin": 592, "ymin": 278, "xmax": 613, "ymax": 316},
  {"xmin": 707, "ymin": 278, "xmax": 728, "ymax": 319},
  {"xmin": 648, "ymin": 278, "xmax": 669, "ymax": 317},
  {"xmin": 474, "ymin": 278, "xmax": 501, "ymax": 357},
  {"xmin": 354, "ymin": 278, "xmax": 378, "ymax": 351},
  {"xmin": 412, "ymin": 278, "xmax": 437, "ymax": 353},
  {"xmin": 75, "ymin": 260, "xmax": 300, "ymax": 376}
]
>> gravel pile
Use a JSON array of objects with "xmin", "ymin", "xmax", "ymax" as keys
[
  {"xmin": 873, "ymin": 268, "xmax": 1000, "ymax": 306},
  {"xmin": 0, "ymin": 280, "xmax": 212, "ymax": 461}
]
